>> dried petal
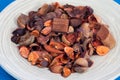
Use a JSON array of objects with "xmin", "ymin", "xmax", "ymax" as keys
[
  {"xmin": 64, "ymin": 47, "xmax": 74, "ymax": 59},
  {"xmin": 62, "ymin": 67, "xmax": 71, "ymax": 77},
  {"xmin": 28, "ymin": 51, "xmax": 40, "ymax": 65},
  {"xmin": 41, "ymin": 27, "xmax": 52, "ymax": 35},
  {"xmin": 19, "ymin": 46, "xmax": 29, "ymax": 58}
]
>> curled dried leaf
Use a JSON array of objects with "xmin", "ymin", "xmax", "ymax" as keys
[
  {"xmin": 17, "ymin": 14, "xmax": 29, "ymax": 28},
  {"xmin": 19, "ymin": 32, "xmax": 35, "ymax": 46}
]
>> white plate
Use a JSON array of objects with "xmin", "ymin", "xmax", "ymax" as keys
[{"xmin": 0, "ymin": 0, "xmax": 120, "ymax": 80}]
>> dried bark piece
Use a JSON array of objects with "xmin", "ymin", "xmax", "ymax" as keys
[
  {"xmin": 102, "ymin": 33, "xmax": 116, "ymax": 49},
  {"xmin": 52, "ymin": 18, "xmax": 69, "ymax": 33},
  {"xmin": 41, "ymin": 27, "xmax": 52, "ymax": 35},
  {"xmin": 97, "ymin": 25, "xmax": 109, "ymax": 40},
  {"xmin": 19, "ymin": 46, "xmax": 29, "ymax": 58}
]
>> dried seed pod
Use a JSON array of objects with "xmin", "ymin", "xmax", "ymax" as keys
[
  {"xmin": 44, "ymin": 44, "xmax": 64, "ymax": 54},
  {"xmin": 19, "ymin": 46, "xmax": 29, "ymax": 58},
  {"xmin": 80, "ymin": 23, "xmax": 91, "ymax": 38},
  {"xmin": 39, "ymin": 59, "xmax": 49, "ymax": 67},
  {"xmin": 83, "ymin": 38, "xmax": 92, "ymax": 51},
  {"xmin": 86, "ymin": 58, "xmax": 94, "ymax": 67},
  {"xmin": 31, "ymin": 30, "xmax": 39, "ymax": 37},
  {"xmin": 68, "ymin": 26, "xmax": 74, "ymax": 33},
  {"xmin": 60, "ymin": 14, "xmax": 68, "ymax": 19},
  {"xmin": 88, "ymin": 43, "xmax": 94, "ymax": 56},
  {"xmin": 73, "ymin": 66, "xmax": 88, "ymax": 73},
  {"xmin": 41, "ymin": 27, "xmax": 52, "ymax": 35},
  {"xmin": 28, "ymin": 51, "xmax": 40, "ymax": 65},
  {"xmin": 12, "ymin": 28, "xmax": 26, "ymax": 36},
  {"xmin": 44, "ymin": 20, "xmax": 52, "ymax": 27},
  {"xmin": 62, "ymin": 34, "xmax": 71, "ymax": 46},
  {"xmin": 96, "ymin": 46, "xmax": 110, "ymax": 56},
  {"xmin": 62, "ymin": 67, "xmax": 71, "ymax": 77},
  {"xmin": 17, "ymin": 14, "xmax": 29, "ymax": 28},
  {"xmin": 74, "ymin": 58, "xmax": 88, "ymax": 67},
  {"xmin": 64, "ymin": 47, "xmax": 74, "ymax": 59}
]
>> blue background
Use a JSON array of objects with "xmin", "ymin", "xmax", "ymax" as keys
[{"xmin": 0, "ymin": 0, "xmax": 120, "ymax": 80}]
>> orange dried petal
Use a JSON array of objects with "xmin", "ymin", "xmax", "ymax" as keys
[
  {"xmin": 96, "ymin": 46, "xmax": 110, "ymax": 56},
  {"xmin": 41, "ymin": 27, "xmax": 52, "ymax": 35},
  {"xmin": 62, "ymin": 67, "xmax": 71, "ymax": 77},
  {"xmin": 28, "ymin": 51, "xmax": 40, "ymax": 65},
  {"xmin": 19, "ymin": 46, "xmax": 29, "ymax": 58},
  {"xmin": 44, "ymin": 20, "xmax": 52, "ymax": 27},
  {"xmin": 64, "ymin": 47, "xmax": 74, "ymax": 59}
]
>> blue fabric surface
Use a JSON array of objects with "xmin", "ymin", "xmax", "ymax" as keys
[
  {"xmin": 114, "ymin": 0, "xmax": 120, "ymax": 5},
  {"xmin": 0, "ymin": 0, "xmax": 15, "ymax": 12},
  {"xmin": 0, "ymin": 66, "xmax": 16, "ymax": 80},
  {"xmin": 0, "ymin": 0, "xmax": 120, "ymax": 80}
]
